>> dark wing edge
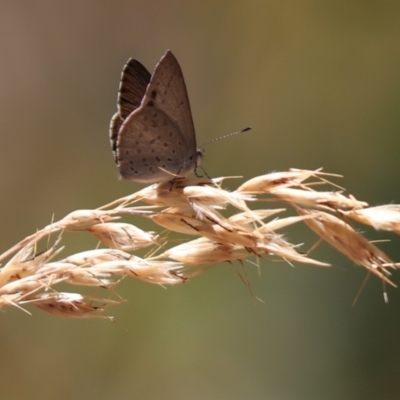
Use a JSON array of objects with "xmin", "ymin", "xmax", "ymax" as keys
[
  {"xmin": 118, "ymin": 59, "xmax": 151, "ymax": 118},
  {"xmin": 110, "ymin": 58, "xmax": 151, "ymax": 159}
]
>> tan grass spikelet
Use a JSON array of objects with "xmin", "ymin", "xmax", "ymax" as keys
[
  {"xmin": 157, "ymin": 237, "xmax": 248, "ymax": 266},
  {"xmin": 298, "ymin": 208, "xmax": 395, "ymax": 285},
  {"xmin": 270, "ymin": 188, "xmax": 368, "ymax": 211},
  {"xmin": 151, "ymin": 207, "xmax": 210, "ymax": 235},
  {"xmin": 59, "ymin": 209, "xmax": 118, "ymax": 230},
  {"xmin": 237, "ymin": 168, "xmax": 332, "ymax": 193},
  {"xmin": 89, "ymin": 222, "xmax": 161, "ymax": 251},
  {"xmin": 341, "ymin": 205, "xmax": 400, "ymax": 234},
  {"xmin": 123, "ymin": 259, "xmax": 186, "ymax": 284},
  {"xmin": 50, "ymin": 264, "xmax": 114, "ymax": 287},
  {"xmin": 228, "ymin": 209, "xmax": 286, "ymax": 225},
  {"xmin": 25, "ymin": 292, "xmax": 116, "ymax": 319},
  {"xmin": 237, "ymin": 170, "xmax": 316, "ymax": 193},
  {"xmin": 0, "ymin": 238, "xmax": 62, "ymax": 287},
  {"xmin": 1, "ymin": 170, "xmax": 400, "ymax": 318}
]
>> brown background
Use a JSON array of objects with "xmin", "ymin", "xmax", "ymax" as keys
[{"xmin": 1, "ymin": 2, "xmax": 400, "ymax": 399}]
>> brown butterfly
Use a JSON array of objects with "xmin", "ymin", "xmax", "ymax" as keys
[{"xmin": 110, "ymin": 50, "xmax": 203, "ymax": 183}]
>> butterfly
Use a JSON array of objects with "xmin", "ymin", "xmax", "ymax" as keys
[{"xmin": 110, "ymin": 50, "xmax": 203, "ymax": 183}]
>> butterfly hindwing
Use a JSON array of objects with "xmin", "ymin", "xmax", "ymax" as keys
[
  {"xmin": 110, "ymin": 59, "xmax": 151, "ymax": 156},
  {"xmin": 117, "ymin": 107, "xmax": 196, "ymax": 182}
]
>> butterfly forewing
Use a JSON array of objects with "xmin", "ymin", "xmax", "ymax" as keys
[{"xmin": 140, "ymin": 51, "xmax": 197, "ymax": 151}]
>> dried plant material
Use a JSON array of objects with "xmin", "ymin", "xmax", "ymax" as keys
[
  {"xmin": 341, "ymin": 205, "xmax": 400, "ymax": 234},
  {"xmin": 262, "ymin": 214, "xmax": 315, "ymax": 232},
  {"xmin": 183, "ymin": 185, "xmax": 253, "ymax": 210},
  {"xmin": 0, "ymin": 275, "xmax": 52, "ymax": 297},
  {"xmin": 228, "ymin": 209, "xmax": 286, "ymax": 225},
  {"xmin": 89, "ymin": 222, "xmax": 160, "ymax": 250},
  {"xmin": 270, "ymin": 188, "xmax": 368, "ymax": 211},
  {"xmin": 157, "ymin": 238, "xmax": 247, "ymax": 265},
  {"xmin": 0, "ymin": 238, "xmax": 62, "ymax": 287},
  {"xmin": 103, "ymin": 258, "xmax": 186, "ymax": 284},
  {"xmin": 60, "ymin": 210, "xmax": 118, "ymax": 230},
  {"xmin": 237, "ymin": 168, "xmax": 335, "ymax": 193},
  {"xmin": 60, "ymin": 249, "xmax": 132, "ymax": 267},
  {"xmin": 152, "ymin": 207, "xmax": 208, "ymax": 235},
  {"xmin": 25, "ymin": 293, "xmax": 116, "ymax": 319},
  {"xmin": 191, "ymin": 222, "xmax": 263, "ymax": 248},
  {"xmin": 0, "ymin": 169, "xmax": 399, "ymax": 318},
  {"xmin": 298, "ymin": 209, "xmax": 395, "ymax": 285}
]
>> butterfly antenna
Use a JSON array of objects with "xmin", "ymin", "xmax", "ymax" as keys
[{"xmin": 200, "ymin": 127, "xmax": 251, "ymax": 147}]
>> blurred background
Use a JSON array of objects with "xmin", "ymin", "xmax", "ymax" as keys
[{"xmin": 1, "ymin": 1, "xmax": 400, "ymax": 399}]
